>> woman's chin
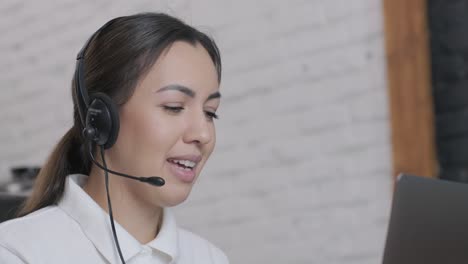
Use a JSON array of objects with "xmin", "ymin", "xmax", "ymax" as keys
[{"xmin": 159, "ymin": 183, "xmax": 193, "ymax": 207}]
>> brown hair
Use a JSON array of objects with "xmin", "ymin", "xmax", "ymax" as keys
[{"xmin": 17, "ymin": 12, "xmax": 222, "ymax": 216}]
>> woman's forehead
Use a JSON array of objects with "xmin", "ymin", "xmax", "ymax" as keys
[{"xmin": 138, "ymin": 42, "xmax": 220, "ymax": 95}]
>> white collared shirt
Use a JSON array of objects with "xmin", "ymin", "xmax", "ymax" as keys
[{"xmin": 0, "ymin": 174, "xmax": 229, "ymax": 264}]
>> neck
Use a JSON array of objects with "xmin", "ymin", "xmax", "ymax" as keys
[{"xmin": 83, "ymin": 167, "xmax": 163, "ymax": 244}]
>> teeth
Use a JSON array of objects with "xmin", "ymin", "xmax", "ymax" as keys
[{"xmin": 171, "ymin": 159, "xmax": 196, "ymax": 169}]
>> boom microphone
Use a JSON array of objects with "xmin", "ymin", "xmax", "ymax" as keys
[{"xmin": 88, "ymin": 145, "xmax": 165, "ymax": 187}]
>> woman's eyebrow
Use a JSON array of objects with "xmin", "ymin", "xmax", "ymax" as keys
[
  {"xmin": 156, "ymin": 84, "xmax": 195, "ymax": 97},
  {"xmin": 207, "ymin": 91, "xmax": 221, "ymax": 101},
  {"xmin": 156, "ymin": 84, "xmax": 221, "ymax": 101}
]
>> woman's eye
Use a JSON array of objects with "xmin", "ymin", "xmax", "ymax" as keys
[
  {"xmin": 163, "ymin": 106, "xmax": 218, "ymax": 120},
  {"xmin": 163, "ymin": 106, "xmax": 184, "ymax": 113},
  {"xmin": 205, "ymin": 111, "xmax": 219, "ymax": 121}
]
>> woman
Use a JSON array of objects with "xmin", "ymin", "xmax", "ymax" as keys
[{"xmin": 0, "ymin": 12, "xmax": 228, "ymax": 264}]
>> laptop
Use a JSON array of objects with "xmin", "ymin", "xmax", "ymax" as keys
[{"xmin": 382, "ymin": 174, "xmax": 468, "ymax": 263}]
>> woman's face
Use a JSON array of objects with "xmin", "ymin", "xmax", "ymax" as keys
[{"xmin": 107, "ymin": 41, "xmax": 220, "ymax": 207}]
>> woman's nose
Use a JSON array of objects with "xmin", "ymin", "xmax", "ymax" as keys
[{"xmin": 183, "ymin": 111, "xmax": 213, "ymax": 145}]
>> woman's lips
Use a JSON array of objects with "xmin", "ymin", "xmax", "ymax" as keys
[{"xmin": 166, "ymin": 156, "xmax": 200, "ymax": 183}]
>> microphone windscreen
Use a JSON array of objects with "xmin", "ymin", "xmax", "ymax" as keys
[{"xmin": 142, "ymin": 177, "xmax": 165, "ymax": 186}]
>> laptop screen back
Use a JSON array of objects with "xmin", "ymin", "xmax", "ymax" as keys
[{"xmin": 383, "ymin": 174, "xmax": 468, "ymax": 264}]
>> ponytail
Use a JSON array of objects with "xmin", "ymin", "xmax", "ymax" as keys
[{"xmin": 17, "ymin": 126, "xmax": 90, "ymax": 216}]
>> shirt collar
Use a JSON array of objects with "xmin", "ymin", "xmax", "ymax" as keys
[
  {"xmin": 57, "ymin": 174, "xmax": 179, "ymax": 262},
  {"xmin": 147, "ymin": 205, "xmax": 178, "ymax": 259}
]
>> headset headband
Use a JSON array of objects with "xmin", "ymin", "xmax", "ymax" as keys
[{"xmin": 74, "ymin": 19, "xmax": 116, "ymax": 126}]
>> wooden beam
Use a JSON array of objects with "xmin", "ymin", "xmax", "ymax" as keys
[{"xmin": 383, "ymin": 0, "xmax": 438, "ymax": 179}]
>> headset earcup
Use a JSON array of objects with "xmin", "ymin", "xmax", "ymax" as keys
[{"xmin": 87, "ymin": 93, "xmax": 120, "ymax": 149}]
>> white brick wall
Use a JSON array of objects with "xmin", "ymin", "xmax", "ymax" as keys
[{"xmin": 0, "ymin": 1, "xmax": 392, "ymax": 263}]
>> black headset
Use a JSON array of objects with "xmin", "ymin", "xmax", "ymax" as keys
[
  {"xmin": 74, "ymin": 20, "xmax": 119, "ymax": 150},
  {"xmin": 74, "ymin": 20, "xmax": 165, "ymax": 186}
]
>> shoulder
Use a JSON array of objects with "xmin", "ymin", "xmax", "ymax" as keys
[
  {"xmin": 178, "ymin": 228, "xmax": 229, "ymax": 264},
  {"xmin": 0, "ymin": 206, "xmax": 71, "ymax": 254},
  {"xmin": 0, "ymin": 206, "xmax": 61, "ymax": 239}
]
